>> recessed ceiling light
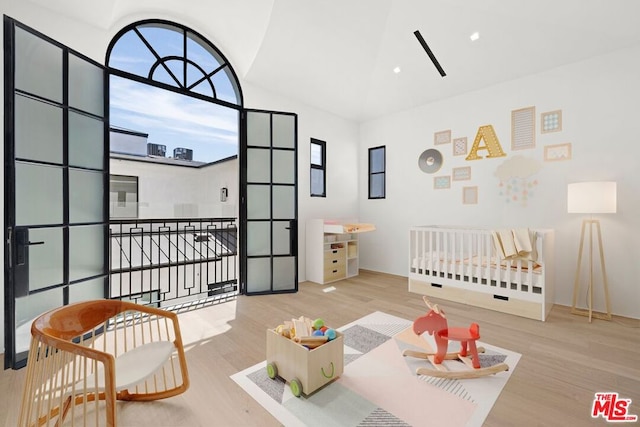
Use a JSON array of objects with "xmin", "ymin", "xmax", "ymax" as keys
[
  {"xmin": 393, "ymin": 66, "xmax": 401, "ymax": 74},
  {"xmin": 470, "ymin": 32, "xmax": 480, "ymax": 41}
]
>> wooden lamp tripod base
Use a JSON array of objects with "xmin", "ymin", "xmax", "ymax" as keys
[{"xmin": 571, "ymin": 219, "xmax": 612, "ymax": 322}]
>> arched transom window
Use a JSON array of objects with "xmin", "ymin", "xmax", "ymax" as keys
[{"xmin": 108, "ymin": 20, "xmax": 242, "ymax": 106}]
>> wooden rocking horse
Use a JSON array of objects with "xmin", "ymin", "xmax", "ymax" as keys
[{"xmin": 402, "ymin": 297, "xmax": 509, "ymax": 379}]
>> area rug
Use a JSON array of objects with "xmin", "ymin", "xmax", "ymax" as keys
[{"xmin": 231, "ymin": 311, "xmax": 520, "ymax": 427}]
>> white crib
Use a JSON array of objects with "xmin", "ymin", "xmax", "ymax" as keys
[{"xmin": 408, "ymin": 226, "xmax": 555, "ymax": 321}]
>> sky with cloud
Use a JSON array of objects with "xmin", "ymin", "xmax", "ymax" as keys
[{"xmin": 108, "ymin": 26, "xmax": 239, "ymax": 163}]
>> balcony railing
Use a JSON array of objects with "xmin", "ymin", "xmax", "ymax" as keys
[{"xmin": 109, "ymin": 217, "xmax": 238, "ymax": 308}]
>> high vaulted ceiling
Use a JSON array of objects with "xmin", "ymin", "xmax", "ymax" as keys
[{"xmin": 24, "ymin": 0, "xmax": 640, "ymax": 122}]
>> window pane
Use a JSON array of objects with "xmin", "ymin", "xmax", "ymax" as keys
[
  {"xmin": 137, "ymin": 25, "xmax": 184, "ymax": 60},
  {"xmin": 370, "ymin": 147, "xmax": 385, "ymax": 173},
  {"xmin": 69, "ymin": 224, "xmax": 105, "ymax": 281},
  {"xmin": 273, "ymin": 221, "xmax": 291, "ymax": 256},
  {"xmin": 247, "ymin": 148, "xmax": 270, "ymax": 183},
  {"xmin": 15, "ymin": 27, "xmax": 62, "ymax": 102},
  {"xmin": 15, "ymin": 162, "xmax": 63, "ymax": 226},
  {"xmin": 247, "ymin": 112, "xmax": 271, "ymax": 147},
  {"xmin": 272, "ymin": 114, "xmax": 295, "ymax": 148},
  {"xmin": 311, "ymin": 169, "xmax": 324, "ymax": 196},
  {"xmin": 247, "ymin": 184, "xmax": 270, "ymax": 219},
  {"xmin": 211, "ymin": 69, "xmax": 239, "ymax": 104},
  {"xmin": 311, "ymin": 143, "xmax": 323, "ymax": 166},
  {"xmin": 69, "ymin": 111, "xmax": 104, "ymax": 170},
  {"xmin": 27, "ymin": 227, "xmax": 64, "ymax": 291},
  {"xmin": 68, "ymin": 277, "xmax": 106, "ymax": 303},
  {"xmin": 273, "ymin": 257, "xmax": 295, "ymax": 291},
  {"xmin": 108, "ymin": 30, "xmax": 157, "ymax": 78},
  {"xmin": 370, "ymin": 173, "xmax": 385, "ymax": 198},
  {"xmin": 69, "ymin": 169, "xmax": 103, "ymax": 224},
  {"xmin": 247, "ymin": 222, "xmax": 270, "ymax": 256},
  {"xmin": 69, "ymin": 53, "xmax": 104, "ymax": 116},
  {"xmin": 15, "ymin": 94, "xmax": 63, "ymax": 164},
  {"xmin": 273, "ymin": 185, "xmax": 295, "ymax": 219},
  {"xmin": 246, "ymin": 258, "xmax": 271, "ymax": 293},
  {"xmin": 273, "ymin": 150, "xmax": 295, "ymax": 184}
]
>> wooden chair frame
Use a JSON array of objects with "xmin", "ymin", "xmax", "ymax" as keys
[{"xmin": 18, "ymin": 300, "xmax": 189, "ymax": 427}]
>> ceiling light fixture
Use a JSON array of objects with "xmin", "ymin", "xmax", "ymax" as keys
[
  {"xmin": 393, "ymin": 66, "xmax": 401, "ymax": 74},
  {"xmin": 470, "ymin": 32, "xmax": 480, "ymax": 41},
  {"xmin": 414, "ymin": 30, "xmax": 446, "ymax": 77}
]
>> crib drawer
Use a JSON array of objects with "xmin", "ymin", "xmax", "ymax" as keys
[{"xmin": 409, "ymin": 278, "xmax": 545, "ymax": 321}]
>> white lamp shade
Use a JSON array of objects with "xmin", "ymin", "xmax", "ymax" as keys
[{"xmin": 567, "ymin": 181, "xmax": 617, "ymax": 213}]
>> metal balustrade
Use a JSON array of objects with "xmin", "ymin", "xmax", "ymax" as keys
[{"xmin": 109, "ymin": 217, "xmax": 238, "ymax": 308}]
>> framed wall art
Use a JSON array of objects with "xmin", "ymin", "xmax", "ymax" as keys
[
  {"xmin": 434, "ymin": 176, "xmax": 451, "ymax": 189},
  {"xmin": 541, "ymin": 110, "xmax": 562, "ymax": 133},
  {"xmin": 511, "ymin": 106, "xmax": 536, "ymax": 150},
  {"xmin": 463, "ymin": 186, "xmax": 478, "ymax": 204},
  {"xmin": 452, "ymin": 166, "xmax": 471, "ymax": 181},
  {"xmin": 544, "ymin": 143, "xmax": 572, "ymax": 161},
  {"xmin": 434, "ymin": 130, "xmax": 451, "ymax": 145},
  {"xmin": 453, "ymin": 137, "xmax": 467, "ymax": 156}
]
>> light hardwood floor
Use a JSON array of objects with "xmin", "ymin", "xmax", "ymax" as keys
[{"xmin": 2, "ymin": 270, "xmax": 639, "ymax": 426}]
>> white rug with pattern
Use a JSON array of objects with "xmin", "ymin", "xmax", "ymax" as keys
[{"xmin": 231, "ymin": 311, "xmax": 520, "ymax": 426}]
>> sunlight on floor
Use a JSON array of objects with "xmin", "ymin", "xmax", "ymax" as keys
[{"xmin": 177, "ymin": 300, "xmax": 237, "ymax": 350}]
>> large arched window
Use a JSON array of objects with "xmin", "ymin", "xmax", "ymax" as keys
[
  {"xmin": 106, "ymin": 20, "xmax": 242, "ymax": 164},
  {"xmin": 107, "ymin": 20, "xmax": 242, "ymax": 106}
]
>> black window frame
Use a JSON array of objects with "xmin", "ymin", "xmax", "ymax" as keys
[
  {"xmin": 310, "ymin": 138, "xmax": 326, "ymax": 197},
  {"xmin": 368, "ymin": 145, "xmax": 386, "ymax": 199}
]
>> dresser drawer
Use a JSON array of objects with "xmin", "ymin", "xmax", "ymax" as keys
[
  {"xmin": 324, "ymin": 255, "xmax": 346, "ymax": 270},
  {"xmin": 324, "ymin": 247, "xmax": 346, "ymax": 263},
  {"xmin": 324, "ymin": 266, "xmax": 346, "ymax": 282}
]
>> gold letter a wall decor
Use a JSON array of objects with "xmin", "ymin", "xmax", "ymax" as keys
[{"xmin": 465, "ymin": 125, "xmax": 507, "ymax": 160}]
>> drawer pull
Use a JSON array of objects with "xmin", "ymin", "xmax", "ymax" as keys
[
  {"xmin": 493, "ymin": 295, "xmax": 509, "ymax": 301},
  {"xmin": 332, "ymin": 270, "xmax": 338, "ymax": 273},
  {"xmin": 332, "ymin": 260, "xmax": 338, "ymax": 264},
  {"xmin": 332, "ymin": 250, "xmax": 338, "ymax": 254}
]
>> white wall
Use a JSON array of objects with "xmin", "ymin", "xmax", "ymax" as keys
[
  {"xmin": 358, "ymin": 46, "xmax": 640, "ymax": 319},
  {"xmin": 110, "ymin": 158, "xmax": 239, "ymax": 219}
]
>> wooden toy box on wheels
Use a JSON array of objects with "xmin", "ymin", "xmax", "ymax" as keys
[{"xmin": 266, "ymin": 328, "xmax": 344, "ymax": 396}]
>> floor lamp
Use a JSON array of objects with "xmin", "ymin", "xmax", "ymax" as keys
[{"xmin": 567, "ymin": 181, "xmax": 616, "ymax": 322}]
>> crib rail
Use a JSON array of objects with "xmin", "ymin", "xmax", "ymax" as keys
[{"xmin": 409, "ymin": 226, "xmax": 546, "ymax": 299}]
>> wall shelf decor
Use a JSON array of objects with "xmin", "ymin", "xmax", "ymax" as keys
[{"xmin": 511, "ymin": 106, "xmax": 536, "ymax": 150}]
